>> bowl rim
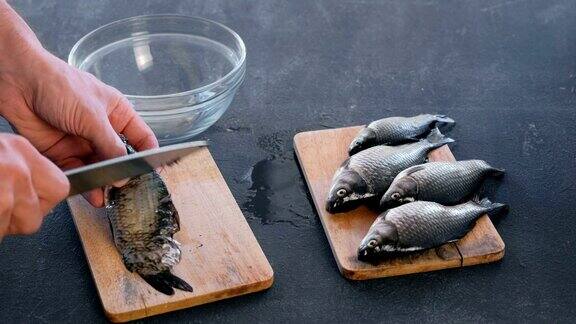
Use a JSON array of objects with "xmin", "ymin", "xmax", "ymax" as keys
[{"xmin": 68, "ymin": 14, "xmax": 246, "ymax": 103}]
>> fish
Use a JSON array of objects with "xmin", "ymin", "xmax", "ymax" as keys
[
  {"xmin": 326, "ymin": 128, "xmax": 454, "ymax": 213},
  {"xmin": 379, "ymin": 160, "xmax": 504, "ymax": 209},
  {"xmin": 357, "ymin": 198, "xmax": 508, "ymax": 262},
  {"xmin": 105, "ymin": 139, "xmax": 193, "ymax": 295},
  {"xmin": 348, "ymin": 114, "xmax": 455, "ymax": 155}
]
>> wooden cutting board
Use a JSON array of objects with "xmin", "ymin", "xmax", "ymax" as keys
[
  {"xmin": 294, "ymin": 126, "xmax": 505, "ymax": 280},
  {"xmin": 67, "ymin": 147, "xmax": 274, "ymax": 322}
]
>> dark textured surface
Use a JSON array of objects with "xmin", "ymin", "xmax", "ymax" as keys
[{"xmin": 0, "ymin": 0, "xmax": 575, "ymax": 322}]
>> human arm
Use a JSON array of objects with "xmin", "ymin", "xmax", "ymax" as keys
[{"xmin": 0, "ymin": 1, "xmax": 158, "ymax": 207}]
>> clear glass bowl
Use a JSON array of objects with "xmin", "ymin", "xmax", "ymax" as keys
[{"xmin": 69, "ymin": 15, "xmax": 246, "ymax": 145}]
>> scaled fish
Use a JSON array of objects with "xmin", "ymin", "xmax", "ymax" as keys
[
  {"xmin": 326, "ymin": 128, "xmax": 454, "ymax": 213},
  {"xmin": 105, "ymin": 140, "xmax": 193, "ymax": 295},
  {"xmin": 349, "ymin": 114, "xmax": 455, "ymax": 155},
  {"xmin": 358, "ymin": 198, "xmax": 508, "ymax": 262},
  {"xmin": 380, "ymin": 160, "xmax": 504, "ymax": 209}
]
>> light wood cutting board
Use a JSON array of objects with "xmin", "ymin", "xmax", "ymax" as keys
[
  {"xmin": 294, "ymin": 126, "xmax": 505, "ymax": 280},
  {"xmin": 67, "ymin": 147, "xmax": 274, "ymax": 322}
]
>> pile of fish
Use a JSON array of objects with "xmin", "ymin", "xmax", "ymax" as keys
[
  {"xmin": 325, "ymin": 114, "xmax": 508, "ymax": 263},
  {"xmin": 105, "ymin": 137, "xmax": 193, "ymax": 295}
]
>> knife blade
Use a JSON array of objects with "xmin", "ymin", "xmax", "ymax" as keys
[{"xmin": 65, "ymin": 140, "xmax": 208, "ymax": 196}]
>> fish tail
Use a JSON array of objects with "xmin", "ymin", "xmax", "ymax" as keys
[
  {"xmin": 475, "ymin": 197, "xmax": 509, "ymax": 216},
  {"xmin": 141, "ymin": 271, "xmax": 194, "ymax": 296},
  {"xmin": 425, "ymin": 127, "xmax": 455, "ymax": 147}
]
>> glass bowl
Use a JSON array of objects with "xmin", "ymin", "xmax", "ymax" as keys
[{"xmin": 69, "ymin": 15, "xmax": 246, "ymax": 145}]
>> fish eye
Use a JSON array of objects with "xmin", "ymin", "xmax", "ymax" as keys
[
  {"xmin": 391, "ymin": 192, "xmax": 401, "ymax": 200},
  {"xmin": 367, "ymin": 240, "xmax": 377, "ymax": 248},
  {"xmin": 336, "ymin": 188, "xmax": 347, "ymax": 197}
]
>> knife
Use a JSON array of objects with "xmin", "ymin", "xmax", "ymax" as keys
[{"xmin": 65, "ymin": 140, "xmax": 208, "ymax": 196}]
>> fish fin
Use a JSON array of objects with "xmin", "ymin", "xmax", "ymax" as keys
[
  {"xmin": 141, "ymin": 274, "xmax": 175, "ymax": 295},
  {"xmin": 118, "ymin": 134, "xmax": 137, "ymax": 154},
  {"xmin": 488, "ymin": 167, "xmax": 505, "ymax": 178},
  {"xmin": 401, "ymin": 164, "xmax": 426, "ymax": 176},
  {"xmin": 164, "ymin": 197, "xmax": 181, "ymax": 231},
  {"xmin": 159, "ymin": 194, "xmax": 181, "ymax": 231},
  {"xmin": 165, "ymin": 157, "xmax": 182, "ymax": 168},
  {"xmin": 434, "ymin": 115, "xmax": 455, "ymax": 127},
  {"xmin": 107, "ymin": 220, "xmax": 114, "ymax": 238},
  {"xmin": 172, "ymin": 206, "xmax": 181, "ymax": 231},
  {"xmin": 141, "ymin": 271, "xmax": 193, "ymax": 295},
  {"xmin": 446, "ymin": 230, "xmax": 470, "ymax": 243},
  {"xmin": 425, "ymin": 127, "xmax": 455, "ymax": 147},
  {"xmin": 158, "ymin": 194, "xmax": 172, "ymax": 204},
  {"xmin": 471, "ymin": 194, "xmax": 481, "ymax": 203},
  {"xmin": 475, "ymin": 197, "xmax": 509, "ymax": 217},
  {"xmin": 160, "ymin": 272, "xmax": 194, "ymax": 292}
]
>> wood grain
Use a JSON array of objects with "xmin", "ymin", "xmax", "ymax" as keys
[
  {"xmin": 294, "ymin": 126, "xmax": 504, "ymax": 280},
  {"xmin": 67, "ymin": 147, "xmax": 274, "ymax": 322}
]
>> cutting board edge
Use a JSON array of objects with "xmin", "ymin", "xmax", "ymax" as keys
[
  {"xmin": 293, "ymin": 135, "xmax": 346, "ymax": 273},
  {"xmin": 339, "ymin": 258, "xmax": 463, "ymax": 280},
  {"xmin": 105, "ymin": 273, "xmax": 275, "ymax": 322},
  {"xmin": 337, "ymin": 240, "xmax": 505, "ymax": 281}
]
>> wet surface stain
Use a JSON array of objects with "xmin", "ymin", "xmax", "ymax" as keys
[
  {"xmin": 240, "ymin": 131, "xmax": 316, "ymax": 228},
  {"xmin": 226, "ymin": 126, "xmax": 252, "ymax": 132},
  {"xmin": 242, "ymin": 157, "xmax": 313, "ymax": 227}
]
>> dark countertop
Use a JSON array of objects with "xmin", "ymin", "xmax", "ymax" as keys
[{"xmin": 1, "ymin": 0, "xmax": 575, "ymax": 322}]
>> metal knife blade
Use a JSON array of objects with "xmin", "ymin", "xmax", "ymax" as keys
[{"xmin": 65, "ymin": 140, "xmax": 208, "ymax": 196}]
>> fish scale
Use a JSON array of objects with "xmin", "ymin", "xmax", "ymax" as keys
[
  {"xmin": 358, "ymin": 198, "xmax": 507, "ymax": 262},
  {"xmin": 385, "ymin": 200, "xmax": 495, "ymax": 248},
  {"xmin": 349, "ymin": 138, "xmax": 446, "ymax": 194},
  {"xmin": 105, "ymin": 139, "xmax": 193, "ymax": 295},
  {"xmin": 327, "ymin": 128, "xmax": 454, "ymax": 213},
  {"xmin": 349, "ymin": 114, "xmax": 455, "ymax": 155},
  {"xmin": 370, "ymin": 115, "xmax": 434, "ymax": 143},
  {"xmin": 381, "ymin": 160, "xmax": 503, "ymax": 207},
  {"xmin": 106, "ymin": 172, "xmax": 179, "ymax": 270}
]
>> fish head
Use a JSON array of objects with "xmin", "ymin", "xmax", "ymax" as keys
[
  {"xmin": 348, "ymin": 127, "xmax": 377, "ymax": 155},
  {"xmin": 325, "ymin": 169, "xmax": 371, "ymax": 213},
  {"xmin": 358, "ymin": 220, "xmax": 398, "ymax": 262},
  {"xmin": 379, "ymin": 177, "xmax": 418, "ymax": 209}
]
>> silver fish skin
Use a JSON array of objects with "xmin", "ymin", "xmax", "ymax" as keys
[
  {"xmin": 326, "ymin": 128, "xmax": 454, "ymax": 213},
  {"xmin": 358, "ymin": 198, "xmax": 507, "ymax": 262},
  {"xmin": 349, "ymin": 114, "xmax": 455, "ymax": 155},
  {"xmin": 105, "ymin": 140, "xmax": 193, "ymax": 296},
  {"xmin": 380, "ymin": 160, "xmax": 504, "ymax": 209}
]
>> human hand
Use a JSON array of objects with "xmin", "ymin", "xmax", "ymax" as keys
[
  {"xmin": 0, "ymin": 133, "xmax": 70, "ymax": 240},
  {"xmin": 0, "ymin": 3, "xmax": 158, "ymax": 207}
]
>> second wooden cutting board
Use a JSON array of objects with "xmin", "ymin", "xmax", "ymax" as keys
[{"xmin": 294, "ymin": 126, "xmax": 505, "ymax": 280}]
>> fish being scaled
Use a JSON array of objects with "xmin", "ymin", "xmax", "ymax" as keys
[
  {"xmin": 105, "ymin": 141, "xmax": 193, "ymax": 295},
  {"xmin": 380, "ymin": 160, "xmax": 504, "ymax": 209},
  {"xmin": 326, "ymin": 128, "xmax": 454, "ymax": 213},
  {"xmin": 358, "ymin": 198, "xmax": 508, "ymax": 262},
  {"xmin": 348, "ymin": 114, "xmax": 455, "ymax": 155}
]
